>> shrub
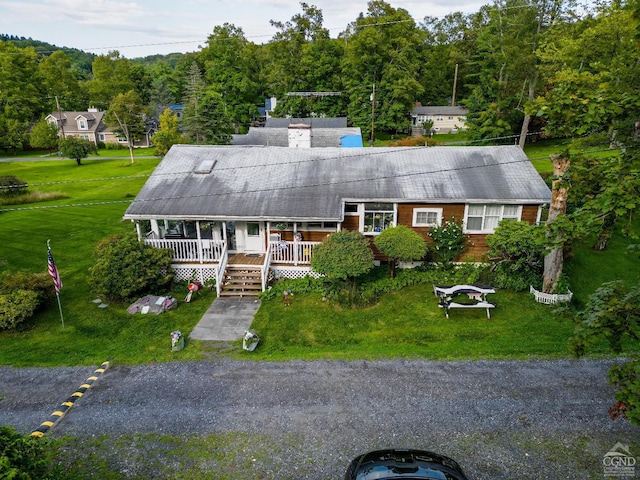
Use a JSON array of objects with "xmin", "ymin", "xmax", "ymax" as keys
[
  {"xmin": 88, "ymin": 232, "xmax": 174, "ymax": 301},
  {"xmin": 386, "ymin": 135, "xmax": 442, "ymax": 147},
  {"xmin": 0, "ymin": 271, "xmax": 55, "ymax": 306},
  {"xmin": 486, "ymin": 220, "xmax": 545, "ymax": 291},
  {"xmin": 0, "ymin": 290, "xmax": 39, "ymax": 330},
  {"xmin": 428, "ymin": 218, "xmax": 467, "ymax": 266},
  {"xmin": 0, "ymin": 271, "xmax": 54, "ymax": 330},
  {"xmin": 0, "ymin": 426, "xmax": 52, "ymax": 479},
  {"xmin": 0, "ymin": 175, "xmax": 28, "ymax": 197}
]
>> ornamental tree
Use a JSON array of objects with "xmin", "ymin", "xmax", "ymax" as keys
[
  {"xmin": 374, "ymin": 225, "xmax": 427, "ymax": 278},
  {"xmin": 311, "ymin": 230, "xmax": 374, "ymax": 292},
  {"xmin": 58, "ymin": 136, "xmax": 96, "ymax": 165}
]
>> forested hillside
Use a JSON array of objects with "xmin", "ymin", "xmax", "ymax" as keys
[{"xmin": 0, "ymin": 0, "xmax": 638, "ymax": 149}]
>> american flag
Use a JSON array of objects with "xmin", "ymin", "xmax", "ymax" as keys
[{"xmin": 47, "ymin": 243, "xmax": 63, "ymax": 295}]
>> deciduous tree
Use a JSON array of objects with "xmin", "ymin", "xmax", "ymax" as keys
[
  {"xmin": 104, "ymin": 90, "xmax": 147, "ymax": 163},
  {"xmin": 29, "ymin": 118, "xmax": 60, "ymax": 153},
  {"xmin": 374, "ymin": 225, "xmax": 427, "ymax": 277},
  {"xmin": 58, "ymin": 136, "xmax": 96, "ymax": 165},
  {"xmin": 153, "ymin": 108, "xmax": 184, "ymax": 156}
]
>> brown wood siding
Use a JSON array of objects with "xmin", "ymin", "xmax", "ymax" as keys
[
  {"xmin": 521, "ymin": 205, "xmax": 539, "ymax": 224},
  {"xmin": 341, "ymin": 215, "xmax": 360, "ymax": 231},
  {"xmin": 277, "ymin": 230, "xmax": 333, "ymax": 242}
]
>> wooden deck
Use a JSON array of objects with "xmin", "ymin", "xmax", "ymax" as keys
[{"xmin": 228, "ymin": 253, "xmax": 264, "ymax": 266}]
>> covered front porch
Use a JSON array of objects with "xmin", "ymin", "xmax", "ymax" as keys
[{"xmin": 137, "ymin": 219, "xmax": 323, "ymax": 295}]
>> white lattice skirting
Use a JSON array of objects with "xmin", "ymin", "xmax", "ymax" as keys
[
  {"xmin": 271, "ymin": 266, "xmax": 323, "ymax": 280},
  {"xmin": 529, "ymin": 286, "xmax": 573, "ymax": 304},
  {"xmin": 171, "ymin": 264, "xmax": 218, "ymax": 283}
]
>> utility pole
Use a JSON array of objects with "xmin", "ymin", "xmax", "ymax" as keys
[
  {"xmin": 451, "ymin": 64, "xmax": 459, "ymax": 107},
  {"xmin": 55, "ymin": 95, "xmax": 65, "ymax": 138},
  {"xmin": 370, "ymin": 83, "xmax": 375, "ymax": 147}
]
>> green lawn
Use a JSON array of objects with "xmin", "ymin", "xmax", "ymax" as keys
[{"xmin": 0, "ymin": 152, "xmax": 637, "ymax": 367}]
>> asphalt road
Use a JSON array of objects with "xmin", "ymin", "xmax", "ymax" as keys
[{"xmin": 1, "ymin": 359, "xmax": 638, "ymax": 479}]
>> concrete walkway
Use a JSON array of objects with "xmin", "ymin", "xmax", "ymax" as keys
[{"xmin": 189, "ymin": 297, "xmax": 260, "ymax": 341}]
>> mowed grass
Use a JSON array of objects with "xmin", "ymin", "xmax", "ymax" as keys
[
  {"xmin": 0, "ymin": 158, "xmax": 214, "ymax": 366},
  {"xmin": 244, "ymin": 286, "xmax": 579, "ymax": 361},
  {"xmin": 1, "ymin": 151, "xmax": 637, "ymax": 367}
]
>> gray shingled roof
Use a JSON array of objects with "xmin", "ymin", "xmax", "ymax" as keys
[
  {"xmin": 123, "ymin": 145, "xmax": 550, "ymax": 221},
  {"xmin": 264, "ymin": 117, "xmax": 348, "ymax": 128},
  {"xmin": 411, "ymin": 106, "xmax": 469, "ymax": 116},
  {"xmin": 231, "ymin": 127, "xmax": 363, "ymax": 147}
]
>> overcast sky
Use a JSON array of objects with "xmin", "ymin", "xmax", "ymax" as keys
[{"xmin": 0, "ymin": 0, "xmax": 488, "ymax": 58}]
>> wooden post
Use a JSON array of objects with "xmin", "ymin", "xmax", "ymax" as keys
[{"xmin": 543, "ymin": 153, "xmax": 570, "ymax": 293}]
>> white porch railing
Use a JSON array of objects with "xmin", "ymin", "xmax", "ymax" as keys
[
  {"xmin": 216, "ymin": 243, "xmax": 229, "ymax": 297},
  {"xmin": 261, "ymin": 242, "xmax": 273, "ymax": 291},
  {"xmin": 144, "ymin": 238, "xmax": 225, "ymax": 263},
  {"xmin": 270, "ymin": 240, "xmax": 319, "ymax": 265}
]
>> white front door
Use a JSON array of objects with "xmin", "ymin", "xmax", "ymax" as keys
[
  {"xmin": 244, "ymin": 221, "xmax": 264, "ymax": 253},
  {"xmin": 232, "ymin": 221, "xmax": 264, "ymax": 253}
]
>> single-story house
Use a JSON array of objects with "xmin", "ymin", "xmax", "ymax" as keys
[
  {"xmin": 46, "ymin": 108, "xmax": 154, "ymax": 148},
  {"xmin": 232, "ymin": 117, "xmax": 363, "ymax": 148},
  {"xmin": 123, "ymin": 144, "xmax": 550, "ymax": 296},
  {"xmin": 411, "ymin": 105, "xmax": 469, "ymax": 136}
]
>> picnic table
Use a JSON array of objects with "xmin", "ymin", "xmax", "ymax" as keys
[{"xmin": 433, "ymin": 285, "xmax": 496, "ymax": 319}]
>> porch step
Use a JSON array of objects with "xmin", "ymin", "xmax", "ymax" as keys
[{"xmin": 219, "ymin": 266, "xmax": 262, "ymax": 297}]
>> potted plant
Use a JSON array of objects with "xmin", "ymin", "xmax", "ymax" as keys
[
  {"xmin": 242, "ymin": 329, "xmax": 260, "ymax": 351},
  {"xmin": 171, "ymin": 330, "xmax": 184, "ymax": 351}
]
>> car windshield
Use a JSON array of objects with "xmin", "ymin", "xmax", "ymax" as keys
[{"xmin": 357, "ymin": 465, "xmax": 461, "ymax": 480}]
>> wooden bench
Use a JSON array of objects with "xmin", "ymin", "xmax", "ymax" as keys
[{"xmin": 433, "ymin": 285, "xmax": 496, "ymax": 319}]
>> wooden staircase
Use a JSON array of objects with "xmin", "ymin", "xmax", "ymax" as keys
[{"xmin": 219, "ymin": 265, "xmax": 262, "ymax": 297}]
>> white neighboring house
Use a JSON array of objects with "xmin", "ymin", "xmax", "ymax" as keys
[
  {"xmin": 411, "ymin": 105, "xmax": 469, "ymax": 136},
  {"xmin": 46, "ymin": 107, "xmax": 154, "ymax": 147}
]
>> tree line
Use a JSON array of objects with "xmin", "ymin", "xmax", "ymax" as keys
[{"xmin": 0, "ymin": 0, "xmax": 635, "ymax": 145}]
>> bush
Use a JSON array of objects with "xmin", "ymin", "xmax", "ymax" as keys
[
  {"xmin": 428, "ymin": 218, "xmax": 467, "ymax": 266},
  {"xmin": 0, "ymin": 271, "xmax": 54, "ymax": 330},
  {"xmin": 88, "ymin": 232, "xmax": 174, "ymax": 301},
  {"xmin": 0, "ymin": 175, "xmax": 28, "ymax": 197},
  {"xmin": 0, "ymin": 290, "xmax": 39, "ymax": 330},
  {"xmin": 0, "ymin": 271, "xmax": 55, "ymax": 307},
  {"xmin": 386, "ymin": 135, "xmax": 443, "ymax": 147},
  {"xmin": 0, "ymin": 426, "xmax": 52, "ymax": 479},
  {"xmin": 486, "ymin": 220, "xmax": 545, "ymax": 291}
]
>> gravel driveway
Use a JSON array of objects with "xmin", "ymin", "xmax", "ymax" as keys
[{"xmin": 1, "ymin": 358, "xmax": 637, "ymax": 479}]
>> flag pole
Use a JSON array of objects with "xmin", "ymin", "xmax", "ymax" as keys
[
  {"xmin": 56, "ymin": 292, "xmax": 64, "ymax": 329},
  {"xmin": 47, "ymin": 240, "xmax": 64, "ymax": 329}
]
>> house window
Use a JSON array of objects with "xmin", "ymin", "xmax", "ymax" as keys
[
  {"xmin": 305, "ymin": 222, "xmax": 337, "ymax": 230},
  {"xmin": 98, "ymin": 133, "xmax": 106, "ymax": 142},
  {"xmin": 80, "ymin": 134, "xmax": 90, "ymax": 141},
  {"xmin": 436, "ymin": 115, "xmax": 444, "ymax": 121},
  {"xmin": 448, "ymin": 116, "xmax": 453, "ymax": 120},
  {"xmin": 363, "ymin": 203, "xmax": 394, "ymax": 234},
  {"xmin": 78, "ymin": 119, "xmax": 87, "ymax": 129},
  {"xmin": 413, "ymin": 208, "xmax": 443, "ymax": 227},
  {"xmin": 247, "ymin": 222, "xmax": 260, "ymax": 236},
  {"xmin": 465, "ymin": 204, "xmax": 521, "ymax": 233},
  {"xmin": 117, "ymin": 136, "xmax": 128, "ymax": 143},
  {"xmin": 344, "ymin": 203, "xmax": 359, "ymax": 214}
]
